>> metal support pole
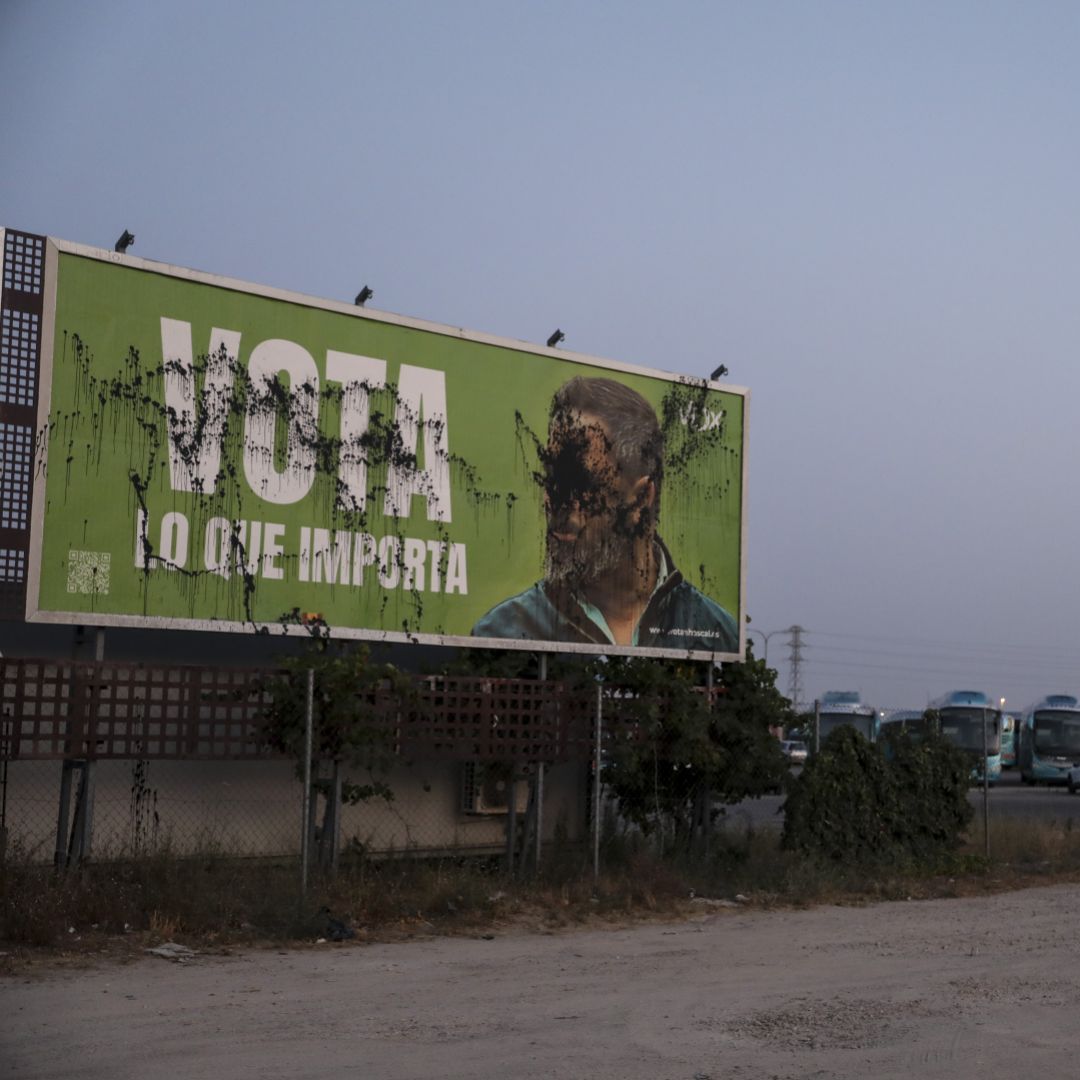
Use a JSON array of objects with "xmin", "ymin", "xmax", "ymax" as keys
[
  {"xmin": 982, "ymin": 706, "xmax": 990, "ymax": 860},
  {"xmin": 0, "ymin": 707, "xmax": 10, "ymax": 861},
  {"xmin": 73, "ymin": 761, "xmax": 96, "ymax": 864},
  {"xmin": 67, "ymin": 765, "xmax": 86, "ymax": 864},
  {"xmin": 535, "ymin": 653, "xmax": 547, "ymax": 873},
  {"xmin": 300, "ymin": 667, "xmax": 314, "ymax": 898},
  {"xmin": 533, "ymin": 764, "xmax": 545, "ymax": 874},
  {"xmin": 703, "ymin": 662, "xmax": 715, "ymax": 853},
  {"xmin": 814, "ymin": 699, "xmax": 821, "ymax": 755},
  {"xmin": 54, "ymin": 760, "xmax": 74, "ymax": 869},
  {"xmin": 593, "ymin": 681, "xmax": 602, "ymax": 887},
  {"xmin": 505, "ymin": 773, "xmax": 518, "ymax": 876},
  {"xmin": 519, "ymin": 770, "xmax": 536, "ymax": 870},
  {"xmin": 320, "ymin": 760, "xmax": 342, "ymax": 873},
  {"xmin": 94, "ymin": 629, "xmax": 105, "ymax": 662}
]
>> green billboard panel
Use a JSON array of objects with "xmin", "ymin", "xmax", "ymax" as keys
[{"xmin": 27, "ymin": 237, "xmax": 747, "ymax": 659}]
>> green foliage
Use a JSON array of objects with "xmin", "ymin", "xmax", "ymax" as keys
[
  {"xmin": 436, "ymin": 647, "xmax": 543, "ymax": 679},
  {"xmin": 782, "ymin": 724, "xmax": 974, "ymax": 865},
  {"xmin": 711, "ymin": 651, "xmax": 794, "ymax": 802},
  {"xmin": 260, "ymin": 643, "xmax": 410, "ymax": 803},
  {"xmin": 880, "ymin": 725, "xmax": 974, "ymax": 858},
  {"xmin": 591, "ymin": 654, "xmax": 791, "ymax": 841},
  {"xmin": 780, "ymin": 726, "xmax": 895, "ymax": 862}
]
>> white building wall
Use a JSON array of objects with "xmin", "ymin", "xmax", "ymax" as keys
[{"xmin": 2, "ymin": 757, "xmax": 587, "ymax": 861}]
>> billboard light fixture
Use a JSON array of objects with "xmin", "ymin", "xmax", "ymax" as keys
[
  {"xmin": 546, "ymin": 329, "xmax": 565, "ymax": 349},
  {"xmin": 710, "ymin": 364, "xmax": 728, "ymax": 380},
  {"xmin": 114, "ymin": 230, "xmax": 135, "ymax": 254},
  {"xmin": 354, "ymin": 286, "xmax": 373, "ymax": 306}
]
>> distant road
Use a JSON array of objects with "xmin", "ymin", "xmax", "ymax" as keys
[{"xmin": 973, "ymin": 769, "xmax": 1080, "ymax": 821}]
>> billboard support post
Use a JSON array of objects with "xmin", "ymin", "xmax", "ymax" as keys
[
  {"xmin": 982, "ymin": 707, "xmax": 990, "ymax": 859},
  {"xmin": 534, "ymin": 653, "xmax": 548, "ymax": 874},
  {"xmin": 593, "ymin": 681, "xmax": 602, "ymax": 888},
  {"xmin": 702, "ymin": 661, "xmax": 715, "ymax": 854},
  {"xmin": 505, "ymin": 771, "xmax": 518, "ymax": 875},
  {"xmin": 53, "ymin": 761, "xmax": 74, "ymax": 869},
  {"xmin": 533, "ymin": 761, "xmax": 544, "ymax": 874},
  {"xmin": 300, "ymin": 667, "xmax": 314, "ymax": 899}
]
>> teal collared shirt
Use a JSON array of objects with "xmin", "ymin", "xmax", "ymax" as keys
[
  {"xmin": 575, "ymin": 547, "xmax": 671, "ymax": 647},
  {"xmin": 472, "ymin": 539, "xmax": 738, "ymax": 653}
]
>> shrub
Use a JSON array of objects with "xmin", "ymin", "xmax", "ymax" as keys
[
  {"xmin": 882, "ymin": 726, "xmax": 974, "ymax": 860},
  {"xmin": 782, "ymin": 725, "xmax": 973, "ymax": 865}
]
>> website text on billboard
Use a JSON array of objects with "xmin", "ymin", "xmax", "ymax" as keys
[{"xmin": 7, "ymin": 233, "xmax": 747, "ymax": 660}]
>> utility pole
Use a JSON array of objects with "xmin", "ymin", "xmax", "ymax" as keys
[{"xmin": 786, "ymin": 625, "xmax": 806, "ymax": 712}]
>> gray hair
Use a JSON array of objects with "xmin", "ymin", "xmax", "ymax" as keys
[{"xmin": 550, "ymin": 377, "xmax": 664, "ymax": 504}]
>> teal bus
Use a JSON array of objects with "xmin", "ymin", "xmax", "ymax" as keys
[
  {"xmin": 816, "ymin": 691, "xmax": 879, "ymax": 744},
  {"xmin": 877, "ymin": 708, "xmax": 931, "ymax": 760},
  {"xmin": 928, "ymin": 690, "xmax": 1002, "ymax": 784},
  {"xmin": 879, "ymin": 708, "xmax": 934, "ymax": 739},
  {"xmin": 1018, "ymin": 695, "xmax": 1080, "ymax": 786}
]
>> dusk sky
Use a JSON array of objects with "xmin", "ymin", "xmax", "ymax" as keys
[{"xmin": 4, "ymin": 0, "xmax": 1080, "ymax": 709}]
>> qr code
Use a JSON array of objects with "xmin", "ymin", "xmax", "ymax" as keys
[{"xmin": 67, "ymin": 550, "xmax": 111, "ymax": 595}]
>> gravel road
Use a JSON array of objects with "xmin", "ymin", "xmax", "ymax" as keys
[{"xmin": 4, "ymin": 883, "xmax": 1079, "ymax": 1080}]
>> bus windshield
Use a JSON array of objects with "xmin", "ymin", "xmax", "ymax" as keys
[
  {"xmin": 939, "ymin": 708, "xmax": 1002, "ymax": 754},
  {"xmin": 820, "ymin": 713, "xmax": 875, "ymax": 740},
  {"xmin": 1033, "ymin": 711, "xmax": 1080, "ymax": 757},
  {"xmin": 885, "ymin": 715, "xmax": 935, "ymax": 740}
]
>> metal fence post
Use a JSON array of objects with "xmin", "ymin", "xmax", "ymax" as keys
[
  {"xmin": 535, "ymin": 653, "xmax": 547, "ymax": 873},
  {"xmin": 320, "ymin": 759, "xmax": 342, "ymax": 874},
  {"xmin": 533, "ymin": 762, "xmax": 544, "ymax": 874},
  {"xmin": 0, "ymin": 707, "xmax": 9, "ymax": 861},
  {"xmin": 593, "ymin": 681, "xmax": 602, "ymax": 887},
  {"xmin": 702, "ymin": 661, "xmax": 716, "ymax": 854},
  {"xmin": 982, "ymin": 706, "xmax": 990, "ymax": 859},
  {"xmin": 54, "ymin": 760, "xmax": 74, "ymax": 869},
  {"xmin": 70, "ymin": 761, "xmax": 96, "ymax": 864},
  {"xmin": 300, "ymin": 667, "xmax": 314, "ymax": 898},
  {"xmin": 505, "ymin": 771, "xmax": 518, "ymax": 876},
  {"xmin": 814, "ymin": 699, "xmax": 821, "ymax": 755}
]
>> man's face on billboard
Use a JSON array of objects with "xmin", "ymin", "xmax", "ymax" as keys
[{"xmin": 542, "ymin": 409, "xmax": 652, "ymax": 589}]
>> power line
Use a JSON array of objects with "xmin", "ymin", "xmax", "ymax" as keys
[
  {"xmin": 803, "ymin": 656, "xmax": 1076, "ymax": 681},
  {"xmin": 810, "ymin": 627, "xmax": 1080, "ymax": 661},
  {"xmin": 803, "ymin": 649, "xmax": 1080, "ymax": 679},
  {"xmin": 764, "ymin": 624, "xmax": 1080, "ymax": 707}
]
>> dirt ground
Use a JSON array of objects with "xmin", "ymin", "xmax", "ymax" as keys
[{"xmin": 3, "ymin": 882, "xmax": 1079, "ymax": 1080}]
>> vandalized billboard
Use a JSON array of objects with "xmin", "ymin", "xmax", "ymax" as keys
[{"xmin": 18, "ymin": 235, "xmax": 747, "ymax": 659}]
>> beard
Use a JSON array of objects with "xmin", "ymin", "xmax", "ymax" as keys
[{"xmin": 545, "ymin": 525, "xmax": 638, "ymax": 591}]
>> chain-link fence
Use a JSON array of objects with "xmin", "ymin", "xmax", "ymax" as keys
[
  {"xmin": 1, "ymin": 756, "xmax": 594, "ymax": 865},
  {"xmin": 3, "ymin": 676, "xmax": 1030, "ymax": 880},
  {"xmin": 12, "ymin": 671, "xmax": 1012, "ymax": 876},
  {"xmin": 0, "ymin": 656, "xmax": 786, "ymax": 874},
  {"xmin": 0, "ymin": 658, "xmax": 622, "ymax": 869}
]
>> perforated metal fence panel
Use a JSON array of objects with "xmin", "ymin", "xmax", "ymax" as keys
[{"xmin": 0, "ymin": 229, "xmax": 44, "ymax": 619}]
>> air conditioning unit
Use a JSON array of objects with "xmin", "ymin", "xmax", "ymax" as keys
[{"xmin": 460, "ymin": 761, "xmax": 529, "ymax": 815}]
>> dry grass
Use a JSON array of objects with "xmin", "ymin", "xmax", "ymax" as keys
[{"xmin": 6, "ymin": 818, "xmax": 1080, "ymax": 973}]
